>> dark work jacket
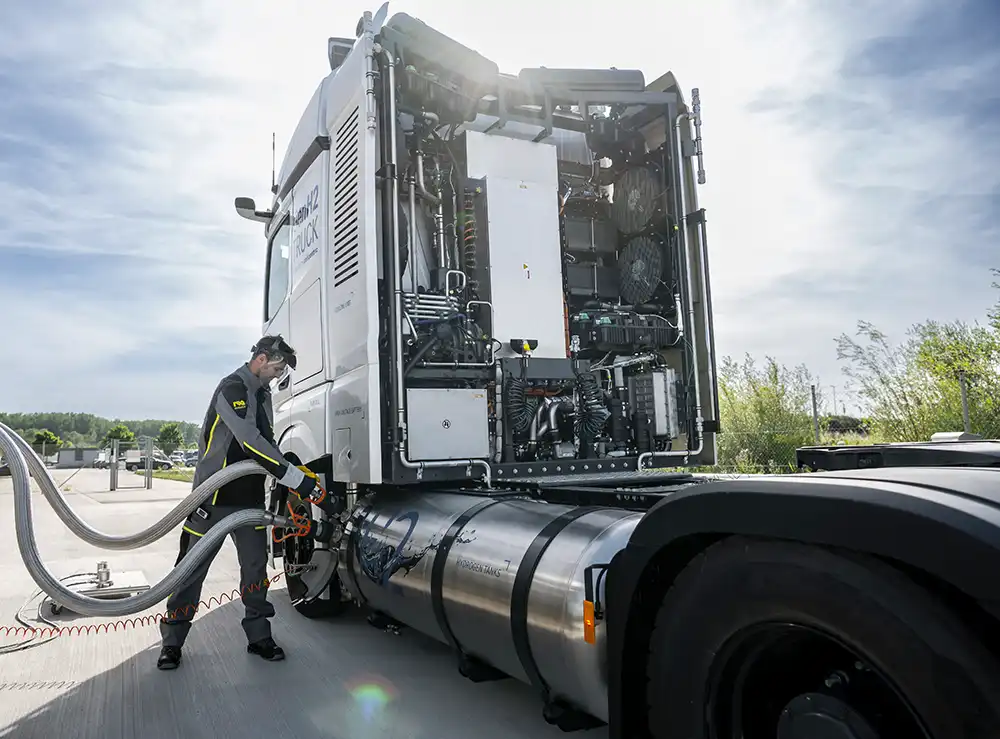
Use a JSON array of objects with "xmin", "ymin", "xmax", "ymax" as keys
[{"xmin": 190, "ymin": 363, "xmax": 292, "ymax": 512}]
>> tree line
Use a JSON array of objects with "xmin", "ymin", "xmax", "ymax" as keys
[
  {"xmin": 0, "ymin": 413, "xmax": 200, "ymax": 457},
  {"xmin": 4, "ymin": 271, "xmax": 999, "ymax": 470},
  {"xmin": 714, "ymin": 269, "xmax": 1000, "ymax": 472}
]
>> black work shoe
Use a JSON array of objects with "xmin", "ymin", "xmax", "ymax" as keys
[
  {"xmin": 247, "ymin": 636, "xmax": 285, "ymax": 661},
  {"xmin": 157, "ymin": 646, "xmax": 182, "ymax": 670}
]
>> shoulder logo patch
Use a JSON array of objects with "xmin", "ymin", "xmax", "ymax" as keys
[{"xmin": 232, "ymin": 399, "xmax": 247, "ymax": 409}]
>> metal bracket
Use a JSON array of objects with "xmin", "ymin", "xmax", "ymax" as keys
[{"xmin": 584, "ymin": 563, "xmax": 611, "ymax": 620}]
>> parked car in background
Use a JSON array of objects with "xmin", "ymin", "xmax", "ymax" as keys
[{"xmin": 126, "ymin": 454, "xmax": 173, "ymax": 471}]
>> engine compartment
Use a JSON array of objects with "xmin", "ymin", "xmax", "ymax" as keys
[{"xmin": 374, "ymin": 12, "xmax": 716, "ymax": 483}]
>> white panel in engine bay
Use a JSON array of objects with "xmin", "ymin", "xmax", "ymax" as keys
[{"xmin": 464, "ymin": 130, "xmax": 567, "ymax": 359}]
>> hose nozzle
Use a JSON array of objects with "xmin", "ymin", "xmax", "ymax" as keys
[
  {"xmin": 307, "ymin": 519, "xmax": 338, "ymax": 545},
  {"xmin": 271, "ymin": 514, "xmax": 297, "ymax": 529}
]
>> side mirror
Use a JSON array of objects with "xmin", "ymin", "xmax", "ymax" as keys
[
  {"xmin": 235, "ymin": 196, "xmax": 273, "ymax": 223},
  {"xmin": 328, "ymin": 37, "xmax": 354, "ymax": 72}
]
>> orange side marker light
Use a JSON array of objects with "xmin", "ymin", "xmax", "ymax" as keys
[{"xmin": 583, "ymin": 600, "xmax": 596, "ymax": 645}]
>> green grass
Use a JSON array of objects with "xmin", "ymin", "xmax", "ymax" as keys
[{"xmin": 133, "ymin": 468, "xmax": 195, "ymax": 483}]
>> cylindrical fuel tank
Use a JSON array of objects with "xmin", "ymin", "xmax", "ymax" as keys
[{"xmin": 337, "ymin": 488, "xmax": 642, "ymax": 722}]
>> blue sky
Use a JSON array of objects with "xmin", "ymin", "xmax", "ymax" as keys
[{"xmin": 1, "ymin": 0, "xmax": 997, "ymax": 423}]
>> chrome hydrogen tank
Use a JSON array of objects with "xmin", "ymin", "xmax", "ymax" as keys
[{"xmin": 338, "ymin": 488, "xmax": 642, "ymax": 721}]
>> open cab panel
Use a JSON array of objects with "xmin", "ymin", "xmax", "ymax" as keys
[{"xmin": 365, "ymin": 10, "xmax": 720, "ymax": 489}]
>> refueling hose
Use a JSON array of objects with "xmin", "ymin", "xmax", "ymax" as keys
[
  {"xmin": 0, "ymin": 421, "xmax": 269, "ymax": 550},
  {"xmin": 0, "ymin": 423, "xmax": 296, "ymax": 617}
]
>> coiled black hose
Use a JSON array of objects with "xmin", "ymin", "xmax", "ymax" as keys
[
  {"xmin": 463, "ymin": 190, "xmax": 479, "ymax": 300},
  {"xmin": 575, "ymin": 372, "xmax": 610, "ymax": 439},
  {"xmin": 504, "ymin": 375, "xmax": 535, "ymax": 434}
]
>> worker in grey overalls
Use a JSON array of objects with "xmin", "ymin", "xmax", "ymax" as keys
[{"xmin": 157, "ymin": 335, "xmax": 319, "ymax": 670}]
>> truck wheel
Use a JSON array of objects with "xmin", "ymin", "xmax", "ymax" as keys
[{"xmin": 645, "ymin": 536, "xmax": 1000, "ymax": 739}]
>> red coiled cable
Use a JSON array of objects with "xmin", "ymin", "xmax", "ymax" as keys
[{"xmin": 0, "ymin": 571, "xmax": 291, "ymax": 640}]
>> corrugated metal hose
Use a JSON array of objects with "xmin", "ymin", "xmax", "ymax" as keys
[{"xmin": 0, "ymin": 421, "xmax": 295, "ymax": 617}]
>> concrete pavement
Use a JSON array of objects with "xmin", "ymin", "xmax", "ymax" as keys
[{"xmin": 0, "ymin": 467, "xmax": 608, "ymax": 739}]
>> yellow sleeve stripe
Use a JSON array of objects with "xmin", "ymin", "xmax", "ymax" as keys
[
  {"xmin": 243, "ymin": 442, "xmax": 280, "ymax": 466},
  {"xmin": 211, "ymin": 457, "xmax": 227, "ymax": 506},
  {"xmin": 205, "ymin": 414, "xmax": 221, "ymax": 454}
]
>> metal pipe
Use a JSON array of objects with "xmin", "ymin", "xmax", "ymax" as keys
[
  {"xmin": 637, "ymin": 112, "xmax": 704, "ymax": 468},
  {"xmin": 378, "ymin": 45, "xmax": 490, "ymax": 488},
  {"xmin": 380, "ymin": 46, "xmax": 407, "ymax": 440},
  {"xmin": 362, "ymin": 11, "xmax": 377, "ymax": 131},
  {"xmin": 417, "ymin": 153, "xmax": 445, "ymax": 269},
  {"xmin": 408, "ymin": 168, "xmax": 418, "ymax": 293},
  {"xmin": 434, "ymin": 160, "xmax": 447, "ymax": 270},
  {"xmin": 445, "ymin": 269, "xmax": 467, "ymax": 294},
  {"xmin": 694, "ymin": 178, "xmax": 718, "ymax": 443},
  {"xmin": 403, "ymin": 311, "xmax": 418, "ymax": 339},
  {"xmin": 416, "ymin": 153, "xmax": 441, "ymax": 205},
  {"xmin": 467, "ymin": 299, "xmax": 496, "ymax": 365},
  {"xmin": 451, "ymin": 172, "xmax": 460, "ymax": 272},
  {"xmin": 406, "ymin": 293, "xmax": 456, "ymax": 304},
  {"xmin": 529, "ymin": 398, "xmax": 551, "ymax": 442},
  {"xmin": 418, "ymin": 362, "xmax": 493, "ymax": 368},
  {"xmin": 546, "ymin": 398, "xmax": 565, "ymax": 440},
  {"xmin": 0, "ymin": 425, "xmax": 294, "ymax": 617}
]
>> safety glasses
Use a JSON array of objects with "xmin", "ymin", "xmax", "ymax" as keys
[{"xmin": 255, "ymin": 336, "xmax": 298, "ymax": 370}]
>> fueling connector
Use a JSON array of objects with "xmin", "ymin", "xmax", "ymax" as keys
[
  {"xmin": 306, "ymin": 518, "xmax": 340, "ymax": 545},
  {"xmin": 305, "ymin": 489, "xmax": 342, "ymax": 519}
]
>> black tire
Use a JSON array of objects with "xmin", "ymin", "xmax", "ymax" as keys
[{"xmin": 645, "ymin": 536, "xmax": 1000, "ymax": 739}]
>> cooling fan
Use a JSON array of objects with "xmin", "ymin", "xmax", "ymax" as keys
[
  {"xmin": 617, "ymin": 235, "xmax": 665, "ymax": 304},
  {"xmin": 610, "ymin": 165, "xmax": 663, "ymax": 234}
]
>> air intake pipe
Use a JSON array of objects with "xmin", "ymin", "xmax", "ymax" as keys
[{"xmin": 0, "ymin": 423, "xmax": 295, "ymax": 617}]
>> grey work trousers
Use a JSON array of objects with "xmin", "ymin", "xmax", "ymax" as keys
[{"xmin": 159, "ymin": 504, "xmax": 274, "ymax": 648}]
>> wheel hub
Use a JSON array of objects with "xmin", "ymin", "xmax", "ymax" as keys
[
  {"xmin": 282, "ymin": 498, "xmax": 338, "ymax": 605},
  {"xmin": 777, "ymin": 693, "xmax": 880, "ymax": 739}
]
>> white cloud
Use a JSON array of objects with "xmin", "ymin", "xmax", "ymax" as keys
[{"xmin": 1, "ymin": 0, "xmax": 996, "ymax": 423}]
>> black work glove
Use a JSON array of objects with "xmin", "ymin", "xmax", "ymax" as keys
[{"xmin": 291, "ymin": 475, "xmax": 317, "ymax": 497}]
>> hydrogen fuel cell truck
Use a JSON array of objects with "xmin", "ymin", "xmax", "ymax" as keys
[{"xmin": 233, "ymin": 6, "xmax": 1000, "ymax": 738}]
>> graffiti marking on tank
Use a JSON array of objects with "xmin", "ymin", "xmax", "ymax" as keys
[
  {"xmin": 354, "ymin": 511, "xmax": 478, "ymax": 592},
  {"xmin": 355, "ymin": 510, "xmax": 426, "ymax": 588}
]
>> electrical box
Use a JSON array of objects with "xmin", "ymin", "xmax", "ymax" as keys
[
  {"xmin": 406, "ymin": 388, "xmax": 490, "ymax": 461},
  {"xmin": 464, "ymin": 130, "xmax": 567, "ymax": 359}
]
